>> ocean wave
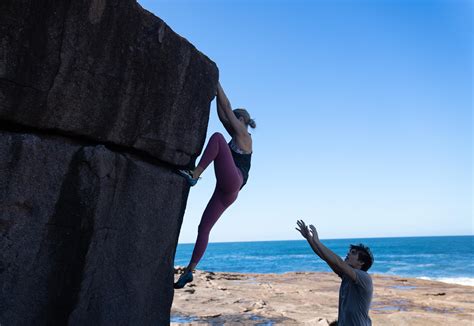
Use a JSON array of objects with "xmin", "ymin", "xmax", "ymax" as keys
[
  {"xmin": 413, "ymin": 263, "xmax": 435, "ymax": 267},
  {"xmin": 207, "ymin": 254, "xmax": 313, "ymax": 261},
  {"xmin": 386, "ymin": 263, "xmax": 437, "ymax": 273},
  {"xmin": 378, "ymin": 254, "xmax": 448, "ymax": 259},
  {"xmin": 386, "ymin": 267, "xmax": 411, "ymax": 274},
  {"xmin": 418, "ymin": 277, "xmax": 474, "ymax": 286}
]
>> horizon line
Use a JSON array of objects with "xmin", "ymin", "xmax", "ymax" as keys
[{"xmin": 177, "ymin": 234, "xmax": 474, "ymax": 245}]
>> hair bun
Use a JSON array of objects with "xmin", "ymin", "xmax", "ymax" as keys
[{"xmin": 249, "ymin": 119, "xmax": 257, "ymax": 129}]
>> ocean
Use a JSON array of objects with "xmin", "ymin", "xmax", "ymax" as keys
[{"xmin": 174, "ymin": 236, "xmax": 474, "ymax": 286}]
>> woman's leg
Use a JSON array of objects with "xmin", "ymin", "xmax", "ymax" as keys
[
  {"xmin": 188, "ymin": 186, "xmax": 240, "ymax": 268},
  {"xmin": 193, "ymin": 132, "xmax": 242, "ymax": 193},
  {"xmin": 182, "ymin": 132, "xmax": 243, "ymax": 274}
]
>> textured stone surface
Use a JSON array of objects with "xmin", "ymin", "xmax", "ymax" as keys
[
  {"xmin": 0, "ymin": 131, "xmax": 190, "ymax": 325},
  {"xmin": 1, "ymin": 1, "xmax": 215, "ymax": 323},
  {"xmin": 0, "ymin": 0, "xmax": 218, "ymax": 166}
]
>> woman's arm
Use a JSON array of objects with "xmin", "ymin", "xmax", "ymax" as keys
[
  {"xmin": 216, "ymin": 83, "xmax": 233, "ymax": 135},
  {"xmin": 216, "ymin": 82, "xmax": 248, "ymax": 136}
]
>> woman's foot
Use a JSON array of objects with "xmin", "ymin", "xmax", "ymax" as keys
[
  {"xmin": 174, "ymin": 270, "xmax": 193, "ymax": 289},
  {"xmin": 177, "ymin": 169, "xmax": 199, "ymax": 186}
]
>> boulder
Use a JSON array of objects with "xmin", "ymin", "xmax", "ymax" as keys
[
  {"xmin": 0, "ymin": 132, "xmax": 189, "ymax": 325},
  {"xmin": 0, "ymin": 0, "xmax": 218, "ymax": 324},
  {"xmin": 0, "ymin": 0, "xmax": 218, "ymax": 166}
]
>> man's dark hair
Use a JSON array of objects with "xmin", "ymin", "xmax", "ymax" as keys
[{"xmin": 350, "ymin": 244, "xmax": 374, "ymax": 272}]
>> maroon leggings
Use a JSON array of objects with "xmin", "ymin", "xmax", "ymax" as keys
[{"xmin": 190, "ymin": 132, "xmax": 243, "ymax": 265}]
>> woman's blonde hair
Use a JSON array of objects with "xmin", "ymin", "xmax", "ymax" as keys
[{"xmin": 233, "ymin": 108, "xmax": 256, "ymax": 129}]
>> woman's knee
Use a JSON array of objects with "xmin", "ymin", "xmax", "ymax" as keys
[{"xmin": 210, "ymin": 132, "xmax": 225, "ymax": 143}]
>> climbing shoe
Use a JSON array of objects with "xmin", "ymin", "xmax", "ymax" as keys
[
  {"xmin": 177, "ymin": 169, "xmax": 199, "ymax": 187},
  {"xmin": 174, "ymin": 270, "xmax": 193, "ymax": 289}
]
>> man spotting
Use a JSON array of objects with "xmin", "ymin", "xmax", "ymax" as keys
[{"xmin": 296, "ymin": 220, "xmax": 374, "ymax": 326}]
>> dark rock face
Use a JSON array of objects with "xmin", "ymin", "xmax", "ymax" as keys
[
  {"xmin": 0, "ymin": 0, "xmax": 218, "ymax": 325},
  {"xmin": 0, "ymin": 132, "xmax": 188, "ymax": 325},
  {"xmin": 0, "ymin": 0, "xmax": 218, "ymax": 166}
]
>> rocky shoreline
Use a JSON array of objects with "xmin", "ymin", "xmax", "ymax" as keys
[{"xmin": 172, "ymin": 268, "xmax": 473, "ymax": 325}]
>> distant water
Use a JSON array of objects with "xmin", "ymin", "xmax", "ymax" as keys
[{"xmin": 175, "ymin": 236, "xmax": 474, "ymax": 286}]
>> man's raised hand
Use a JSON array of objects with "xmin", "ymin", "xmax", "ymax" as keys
[
  {"xmin": 309, "ymin": 225, "xmax": 320, "ymax": 242},
  {"xmin": 296, "ymin": 220, "xmax": 311, "ymax": 239}
]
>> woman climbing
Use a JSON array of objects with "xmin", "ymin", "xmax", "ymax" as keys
[{"xmin": 174, "ymin": 81, "xmax": 256, "ymax": 289}]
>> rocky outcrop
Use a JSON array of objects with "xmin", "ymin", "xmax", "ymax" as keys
[
  {"xmin": 0, "ymin": 132, "xmax": 189, "ymax": 325},
  {"xmin": 0, "ymin": 0, "xmax": 217, "ymax": 166},
  {"xmin": 0, "ymin": 0, "xmax": 218, "ymax": 325}
]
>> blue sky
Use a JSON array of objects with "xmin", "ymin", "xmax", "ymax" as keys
[{"xmin": 138, "ymin": 0, "xmax": 472, "ymax": 243}]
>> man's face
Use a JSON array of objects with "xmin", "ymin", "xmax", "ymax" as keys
[{"xmin": 344, "ymin": 248, "xmax": 362, "ymax": 269}]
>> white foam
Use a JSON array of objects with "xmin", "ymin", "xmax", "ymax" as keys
[{"xmin": 418, "ymin": 277, "xmax": 474, "ymax": 286}]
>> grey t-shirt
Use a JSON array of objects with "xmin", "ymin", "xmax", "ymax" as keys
[{"xmin": 338, "ymin": 269, "xmax": 373, "ymax": 326}]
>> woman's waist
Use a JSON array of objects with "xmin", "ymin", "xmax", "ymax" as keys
[{"xmin": 229, "ymin": 140, "xmax": 252, "ymax": 155}]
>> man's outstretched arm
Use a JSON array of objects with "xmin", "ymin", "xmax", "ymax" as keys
[
  {"xmin": 296, "ymin": 220, "xmax": 343, "ymax": 277},
  {"xmin": 308, "ymin": 225, "xmax": 357, "ymax": 282}
]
